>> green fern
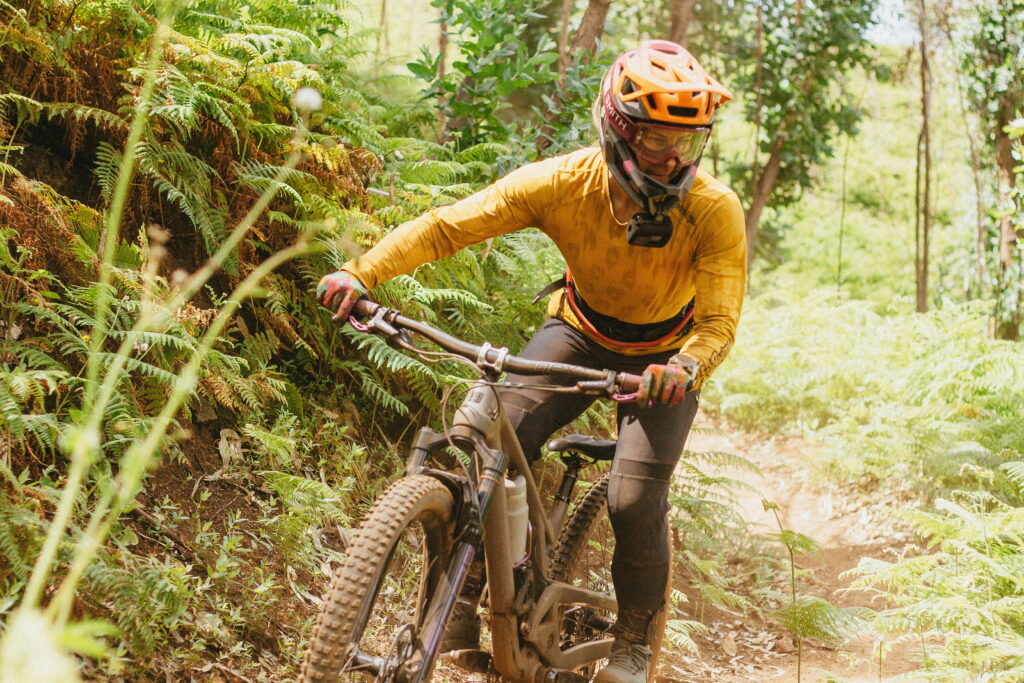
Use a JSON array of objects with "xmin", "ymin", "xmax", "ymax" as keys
[
  {"xmin": 259, "ymin": 470, "xmax": 350, "ymax": 526},
  {"xmin": 81, "ymin": 553, "xmax": 191, "ymax": 656},
  {"xmin": 772, "ymin": 597, "xmax": 867, "ymax": 645}
]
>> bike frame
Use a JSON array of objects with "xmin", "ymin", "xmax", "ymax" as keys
[
  {"xmin": 348, "ymin": 301, "xmax": 636, "ymax": 683},
  {"xmin": 404, "ymin": 379, "xmax": 614, "ymax": 683}
]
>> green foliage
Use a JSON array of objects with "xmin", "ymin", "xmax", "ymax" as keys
[
  {"xmin": 0, "ymin": 467, "xmax": 49, "ymax": 584},
  {"xmin": 0, "ymin": 2, "xmax": 398, "ymax": 675},
  {"xmin": 951, "ymin": 0, "xmax": 1024, "ymax": 141},
  {"xmin": 410, "ymin": 0, "xmax": 555, "ymax": 149},
  {"xmin": 2, "ymin": 0, "xmax": 1018, "ymax": 679},
  {"xmin": 82, "ymin": 554, "xmax": 191, "ymax": 656},
  {"xmin": 945, "ymin": 0, "xmax": 1024, "ymax": 338},
  {"xmin": 847, "ymin": 479, "xmax": 1024, "ymax": 678},
  {"xmin": 664, "ymin": 604, "xmax": 710, "ymax": 655},
  {"xmin": 702, "ymin": 290, "xmax": 1024, "ymax": 497},
  {"xmin": 771, "ymin": 596, "xmax": 865, "ymax": 644},
  {"xmin": 260, "ymin": 470, "xmax": 350, "ymax": 526},
  {"xmin": 719, "ymin": 0, "xmax": 877, "ymax": 258},
  {"xmin": 408, "ymin": 0, "xmax": 603, "ymax": 161}
]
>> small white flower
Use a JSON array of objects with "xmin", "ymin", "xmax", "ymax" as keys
[{"xmin": 293, "ymin": 87, "xmax": 323, "ymax": 113}]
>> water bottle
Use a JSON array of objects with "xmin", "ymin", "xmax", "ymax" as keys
[{"xmin": 505, "ymin": 475, "xmax": 529, "ymax": 563}]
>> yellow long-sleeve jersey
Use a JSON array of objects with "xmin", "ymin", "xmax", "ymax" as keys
[{"xmin": 342, "ymin": 147, "xmax": 746, "ymax": 388}]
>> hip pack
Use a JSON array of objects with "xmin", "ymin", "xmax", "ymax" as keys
[{"xmin": 532, "ymin": 270, "xmax": 694, "ymax": 348}]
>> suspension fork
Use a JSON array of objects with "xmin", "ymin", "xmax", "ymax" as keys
[{"xmin": 406, "ymin": 443, "xmax": 508, "ymax": 683}]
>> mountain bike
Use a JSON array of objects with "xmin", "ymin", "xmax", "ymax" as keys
[{"xmin": 300, "ymin": 300, "xmax": 669, "ymax": 683}]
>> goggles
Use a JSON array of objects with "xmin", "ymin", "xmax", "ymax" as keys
[{"xmin": 630, "ymin": 124, "xmax": 710, "ymax": 165}]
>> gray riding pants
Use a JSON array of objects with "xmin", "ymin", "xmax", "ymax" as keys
[{"xmin": 500, "ymin": 318, "xmax": 699, "ymax": 613}]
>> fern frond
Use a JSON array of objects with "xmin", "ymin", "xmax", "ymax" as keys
[
  {"xmin": 772, "ymin": 597, "xmax": 866, "ymax": 644},
  {"xmin": 259, "ymin": 470, "xmax": 350, "ymax": 525},
  {"xmin": 96, "ymin": 353, "xmax": 178, "ymax": 386},
  {"xmin": 43, "ymin": 102, "xmax": 128, "ymax": 132}
]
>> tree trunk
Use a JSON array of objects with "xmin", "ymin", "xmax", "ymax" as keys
[
  {"xmin": 536, "ymin": 0, "xmax": 611, "ymax": 157},
  {"xmin": 436, "ymin": 6, "xmax": 449, "ymax": 143},
  {"xmin": 963, "ymin": 99, "xmax": 987, "ymax": 299},
  {"xmin": 668, "ymin": 0, "xmax": 697, "ymax": 45},
  {"xmin": 936, "ymin": 2, "xmax": 988, "ymax": 297},
  {"xmin": 744, "ymin": 134, "xmax": 785, "ymax": 267},
  {"xmin": 750, "ymin": 4, "xmax": 764, "ymax": 203},
  {"xmin": 996, "ymin": 126, "xmax": 1017, "ymax": 272},
  {"xmin": 571, "ymin": 0, "xmax": 611, "ymax": 54},
  {"xmin": 377, "ymin": 0, "xmax": 389, "ymax": 58},
  {"xmin": 914, "ymin": 0, "xmax": 932, "ymax": 313},
  {"xmin": 438, "ymin": 13, "xmax": 447, "ymax": 80},
  {"xmin": 995, "ymin": 115, "xmax": 1020, "ymax": 340}
]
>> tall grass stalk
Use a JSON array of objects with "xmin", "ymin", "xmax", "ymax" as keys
[
  {"xmin": 21, "ymin": 0, "xmax": 180, "ymax": 613},
  {"xmin": 9, "ymin": 0, "xmax": 324, "ymax": 654},
  {"xmin": 85, "ymin": 0, "xmax": 178, "ymax": 407},
  {"xmin": 47, "ymin": 236, "xmax": 312, "ymax": 625},
  {"xmin": 85, "ymin": 139, "xmax": 307, "ymax": 439},
  {"xmin": 23, "ymin": 137, "xmax": 310, "ymax": 615},
  {"xmin": 765, "ymin": 499, "xmax": 803, "ymax": 683}
]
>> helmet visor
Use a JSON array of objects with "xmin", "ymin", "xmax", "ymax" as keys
[{"xmin": 631, "ymin": 125, "xmax": 710, "ymax": 165}]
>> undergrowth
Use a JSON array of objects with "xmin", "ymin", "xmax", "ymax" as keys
[
  {"xmin": 703, "ymin": 290, "xmax": 1024, "ymax": 500},
  {"xmin": 0, "ymin": 0, "xmax": 1019, "ymax": 679},
  {"xmin": 700, "ymin": 289, "xmax": 1024, "ymax": 677}
]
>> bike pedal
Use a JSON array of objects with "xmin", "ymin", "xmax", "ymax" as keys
[
  {"xmin": 543, "ymin": 669, "xmax": 589, "ymax": 683},
  {"xmin": 446, "ymin": 648, "xmax": 493, "ymax": 674}
]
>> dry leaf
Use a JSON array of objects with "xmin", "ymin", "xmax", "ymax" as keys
[
  {"xmin": 776, "ymin": 634, "xmax": 796, "ymax": 652},
  {"xmin": 722, "ymin": 632, "xmax": 738, "ymax": 656}
]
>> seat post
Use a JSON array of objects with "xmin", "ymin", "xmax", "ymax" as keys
[
  {"xmin": 548, "ymin": 454, "xmax": 583, "ymax": 532},
  {"xmin": 555, "ymin": 455, "xmax": 583, "ymax": 507}
]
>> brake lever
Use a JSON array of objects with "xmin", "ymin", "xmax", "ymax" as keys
[{"xmin": 354, "ymin": 306, "xmax": 415, "ymax": 351}]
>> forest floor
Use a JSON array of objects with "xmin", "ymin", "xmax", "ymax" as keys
[
  {"xmin": 439, "ymin": 415, "xmax": 923, "ymax": 683},
  {"xmin": 660, "ymin": 418, "xmax": 921, "ymax": 683}
]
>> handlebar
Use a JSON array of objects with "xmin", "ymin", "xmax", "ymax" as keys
[{"xmin": 351, "ymin": 299, "xmax": 641, "ymax": 397}]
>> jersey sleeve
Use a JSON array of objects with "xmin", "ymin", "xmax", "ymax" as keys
[
  {"xmin": 677, "ymin": 191, "xmax": 747, "ymax": 388},
  {"xmin": 340, "ymin": 161, "xmax": 554, "ymax": 289}
]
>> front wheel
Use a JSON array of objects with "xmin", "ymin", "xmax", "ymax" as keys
[
  {"xmin": 550, "ymin": 473, "xmax": 669, "ymax": 683},
  {"xmin": 300, "ymin": 475, "xmax": 455, "ymax": 682}
]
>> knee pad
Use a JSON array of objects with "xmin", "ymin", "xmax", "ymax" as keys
[{"xmin": 607, "ymin": 460, "xmax": 672, "ymax": 524}]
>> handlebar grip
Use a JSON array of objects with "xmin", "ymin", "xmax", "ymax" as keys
[
  {"xmin": 352, "ymin": 298, "xmax": 378, "ymax": 317},
  {"xmin": 618, "ymin": 372, "xmax": 642, "ymax": 393}
]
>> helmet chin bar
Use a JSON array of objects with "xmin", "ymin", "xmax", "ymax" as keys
[{"xmin": 607, "ymin": 133, "xmax": 701, "ymax": 247}]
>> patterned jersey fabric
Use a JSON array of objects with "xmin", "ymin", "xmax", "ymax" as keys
[{"xmin": 340, "ymin": 147, "xmax": 746, "ymax": 387}]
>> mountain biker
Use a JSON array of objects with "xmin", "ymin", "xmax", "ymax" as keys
[{"xmin": 317, "ymin": 40, "xmax": 745, "ymax": 683}]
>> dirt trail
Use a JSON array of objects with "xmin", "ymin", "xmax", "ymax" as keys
[{"xmin": 658, "ymin": 418, "xmax": 919, "ymax": 683}]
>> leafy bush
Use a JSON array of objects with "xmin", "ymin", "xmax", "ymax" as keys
[
  {"xmin": 702, "ymin": 290, "xmax": 1024, "ymax": 498},
  {"xmin": 847, "ymin": 472, "xmax": 1024, "ymax": 680}
]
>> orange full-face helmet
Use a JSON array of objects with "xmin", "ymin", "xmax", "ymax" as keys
[{"xmin": 597, "ymin": 40, "xmax": 732, "ymax": 218}]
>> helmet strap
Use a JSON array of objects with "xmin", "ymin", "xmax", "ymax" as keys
[{"xmin": 623, "ymin": 161, "xmax": 701, "ymax": 248}]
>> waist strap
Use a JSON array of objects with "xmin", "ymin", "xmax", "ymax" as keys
[{"xmin": 533, "ymin": 272, "xmax": 695, "ymax": 346}]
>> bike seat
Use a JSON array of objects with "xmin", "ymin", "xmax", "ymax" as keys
[{"xmin": 547, "ymin": 434, "xmax": 616, "ymax": 461}]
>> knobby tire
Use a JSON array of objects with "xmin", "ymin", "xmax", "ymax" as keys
[
  {"xmin": 550, "ymin": 473, "xmax": 611, "ymax": 585},
  {"xmin": 549, "ymin": 472, "xmax": 669, "ymax": 683},
  {"xmin": 300, "ymin": 475, "xmax": 455, "ymax": 682}
]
